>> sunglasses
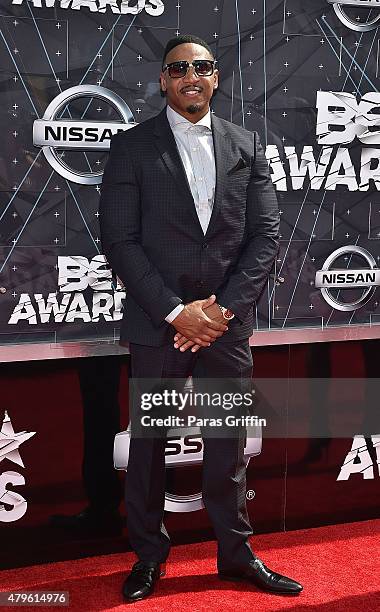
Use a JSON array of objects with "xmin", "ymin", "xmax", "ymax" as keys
[{"xmin": 162, "ymin": 59, "xmax": 217, "ymax": 79}]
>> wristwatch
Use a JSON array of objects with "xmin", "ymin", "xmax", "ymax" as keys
[{"xmin": 218, "ymin": 305, "xmax": 235, "ymax": 320}]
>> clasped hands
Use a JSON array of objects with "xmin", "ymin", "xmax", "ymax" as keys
[{"xmin": 171, "ymin": 294, "xmax": 228, "ymax": 353}]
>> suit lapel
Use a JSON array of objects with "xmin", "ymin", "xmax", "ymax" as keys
[
  {"xmin": 205, "ymin": 114, "xmax": 233, "ymax": 238},
  {"xmin": 153, "ymin": 109, "xmax": 204, "ymax": 236},
  {"xmin": 153, "ymin": 108, "xmax": 234, "ymax": 239}
]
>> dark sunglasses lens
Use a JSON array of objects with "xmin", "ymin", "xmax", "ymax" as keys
[
  {"xmin": 169, "ymin": 62, "xmax": 187, "ymax": 78},
  {"xmin": 194, "ymin": 60, "xmax": 214, "ymax": 76}
]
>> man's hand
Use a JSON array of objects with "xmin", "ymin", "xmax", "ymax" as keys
[
  {"xmin": 171, "ymin": 294, "xmax": 228, "ymax": 350},
  {"xmin": 203, "ymin": 302, "xmax": 226, "ymax": 323},
  {"xmin": 173, "ymin": 298, "xmax": 228, "ymax": 352}
]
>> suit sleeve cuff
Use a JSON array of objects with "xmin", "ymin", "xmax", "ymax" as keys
[{"xmin": 165, "ymin": 304, "xmax": 184, "ymax": 323}]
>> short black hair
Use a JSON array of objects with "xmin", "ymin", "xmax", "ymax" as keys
[{"xmin": 162, "ymin": 34, "xmax": 214, "ymax": 66}]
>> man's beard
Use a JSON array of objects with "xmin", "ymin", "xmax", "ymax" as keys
[{"xmin": 186, "ymin": 103, "xmax": 202, "ymax": 114}]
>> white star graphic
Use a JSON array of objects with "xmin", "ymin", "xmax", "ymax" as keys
[{"xmin": 0, "ymin": 411, "xmax": 36, "ymax": 468}]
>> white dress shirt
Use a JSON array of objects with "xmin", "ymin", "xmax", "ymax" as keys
[{"xmin": 164, "ymin": 105, "xmax": 216, "ymax": 323}]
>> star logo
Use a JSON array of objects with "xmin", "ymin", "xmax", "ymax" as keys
[{"xmin": 0, "ymin": 411, "xmax": 36, "ymax": 468}]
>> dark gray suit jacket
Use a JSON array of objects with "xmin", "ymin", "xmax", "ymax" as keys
[{"xmin": 99, "ymin": 107, "xmax": 280, "ymax": 346}]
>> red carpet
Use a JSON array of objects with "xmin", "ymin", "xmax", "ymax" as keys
[{"xmin": 0, "ymin": 520, "xmax": 379, "ymax": 611}]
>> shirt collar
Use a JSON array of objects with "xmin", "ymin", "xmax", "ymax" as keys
[{"xmin": 166, "ymin": 104, "xmax": 211, "ymax": 132}]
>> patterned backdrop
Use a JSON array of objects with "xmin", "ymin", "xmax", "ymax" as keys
[{"xmin": 2, "ymin": 0, "xmax": 380, "ymax": 356}]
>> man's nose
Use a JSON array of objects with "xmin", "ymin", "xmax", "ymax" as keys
[{"xmin": 183, "ymin": 65, "xmax": 200, "ymax": 81}]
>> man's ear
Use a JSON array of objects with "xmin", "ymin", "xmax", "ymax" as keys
[
  {"xmin": 159, "ymin": 72, "xmax": 167, "ymax": 93},
  {"xmin": 213, "ymin": 70, "xmax": 219, "ymax": 90}
]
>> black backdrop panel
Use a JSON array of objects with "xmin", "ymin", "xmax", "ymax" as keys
[{"xmin": 2, "ymin": 1, "xmax": 380, "ymax": 358}]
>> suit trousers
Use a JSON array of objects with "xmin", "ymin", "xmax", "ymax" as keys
[{"xmin": 126, "ymin": 336, "xmax": 256, "ymax": 571}]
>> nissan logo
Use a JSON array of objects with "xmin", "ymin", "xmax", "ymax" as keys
[
  {"xmin": 315, "ymin": 245, "xmax": 380, "ymax": 311},
  {"xmin": 33, "ymin": 85, "xmax": 136, "ymax": 185},
  {"xmin": 328, "ymin": 0, "xmax": 380, "ymax": 32},
  {"xmin": 114, "ymin": 425, "xmax": 262, "ymax": 512}
]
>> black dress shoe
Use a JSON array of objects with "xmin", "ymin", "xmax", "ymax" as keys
[
  {"xmin": 122, "ymin": 561, "xmax": 165, "ymax": 602},
  {"xmin": 219, "ymin": 557, "xmax": 303, "ymax": 594},
  {"xmin": 49, "ymin": 506, "xmax": 123, "ymax": 536}
]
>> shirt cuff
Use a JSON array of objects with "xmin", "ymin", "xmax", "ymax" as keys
[{"xmin": 165, "ymin": 303, "xmax": 184, "ymax": 323}]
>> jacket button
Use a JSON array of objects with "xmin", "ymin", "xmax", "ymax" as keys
[{"xmin": 202, "ymin": 243, "xmax": 209, "ymax": 249}]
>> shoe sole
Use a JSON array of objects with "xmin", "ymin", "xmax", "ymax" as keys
[{"xmin": 218, "ymin": 574, "xmax": 302, "ymax": 595}]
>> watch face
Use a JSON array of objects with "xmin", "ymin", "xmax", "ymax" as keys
[{"xmin": 223, "ymin": 309, "xmax": 235, "ymax": 320}]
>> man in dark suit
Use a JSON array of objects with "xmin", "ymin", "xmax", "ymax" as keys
[{"xmin": 100, "ymin": 34, "xmax": 302, "ymax": 602}]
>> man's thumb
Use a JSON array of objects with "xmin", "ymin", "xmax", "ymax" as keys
[{"xmin": 202, "ymin": 294, "xmax": 216, "ymax": 308}]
